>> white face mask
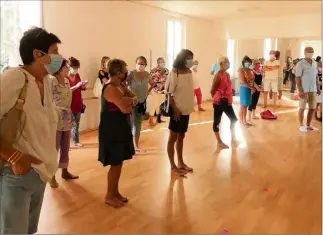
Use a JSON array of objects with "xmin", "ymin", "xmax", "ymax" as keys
[
  {"xmin": 269, "ymin": 54, "xmax": 275, "ymax": 60},
  {"xmin": 70, "ymin": 68, "xmax": 78, "ymax": 74},
  {"xmin": 159, "ymin": 63, "xmax": 165, "ymax": 68},
  {"xmin": 193, "ymin": 65, "xmax": 198, "ymax": 70},
  {"xmin": 136, "ymin": 64, "xmax": 145, "ymax": 72}
]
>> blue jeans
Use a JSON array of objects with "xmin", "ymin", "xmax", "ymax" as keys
[
  {"xmin": 72, "ymin": 112, "xmax": 81, "ymax": 144},
  {"xmin": 0, "ymin": 167, "xmax": 46, "ymax": 234}
]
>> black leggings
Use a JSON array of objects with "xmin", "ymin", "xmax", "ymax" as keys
[
  {"xmin": 283, "ymin": 71, "xmax": 290, "ymax": 85},
  {"xmin": 213, "ymin": 104, "xmax": 238, "ymax": 133},
  {"xmin": 290, "ymin": 73, "xmax": 296, "ymax": 93},
  {"xmin": 248, "ymin": 91, "xmax": 260, "ymax": 111}
]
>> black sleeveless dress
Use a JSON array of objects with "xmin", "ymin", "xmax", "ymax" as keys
[{"xmin": 98, "ymin": 83, "xmax": 135, "ymax": 166}]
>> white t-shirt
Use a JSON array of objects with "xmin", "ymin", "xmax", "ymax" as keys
[
  {"xmin": 264, "ymin": 60, "xmax": 280, "ymax": 80},
  {"xmin": 191, "ymin": 70, "xmax": 199, "ymax": 89},
  {"xmin": 0, "ymin": 67, "xmax": 58, "ymax": 182},
  {"xmin": 166, "ymin": 71, "xmax": 195, "ymax": 115}
]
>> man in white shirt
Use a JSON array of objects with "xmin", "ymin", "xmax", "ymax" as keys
[
  {"xmin": 296, "ymin": 47, "xmax": 320, "ymax": 132},
  {"xmin": 191, "ymin": 60, "xmax": 205, "ymax": 111},
  {"xmin": 0, "ymin": 27, "xmax": 62, "ymax": 234},
  {"xmin": 263, "ymin": 50, "xmax": 280, "ymax": 108}
]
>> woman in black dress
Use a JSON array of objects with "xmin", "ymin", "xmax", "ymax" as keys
[
  {"xmin": 98, "ymin": 59, "xmax": 138, "ymax": 208},
  {"xmin": 247, "ymin": 59, "xmax": 263, "ymax": 122}
]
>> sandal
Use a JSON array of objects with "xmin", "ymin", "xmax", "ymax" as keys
[{"xmin": 179, "ymin": 164, "xmax": 193, "ymax": 172}]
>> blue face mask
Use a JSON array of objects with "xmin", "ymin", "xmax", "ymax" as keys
[
  {"xmin": 306, "ymin": 53, "xmax": 314, "ymax": 59},
  {"xmin": 225, "ymin": 62, "xmax": 230, "ymax": 70},
  {"xmin": 186, "ymin": 59, "xmax": 194, "ymax": 68},
  {"xmin": 41, "ymin": 51, "xmax": 63, "ymax": 75},
  {"xmin": 244, "ymin": 63, "xmax": 251, "ymax": 69}
]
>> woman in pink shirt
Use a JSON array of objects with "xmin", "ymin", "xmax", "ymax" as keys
[
  {"xmin": 67, "ymin": 57, "xmax": 88, "ymax": 147},
  {"xmin": 210, "ymin": 56, "xmax": 238, "ymax": 149}
]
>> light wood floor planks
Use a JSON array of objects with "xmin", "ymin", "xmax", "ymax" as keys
[{"xmin": 37, "ymin": 102, "xmax": 322, "ymax": 234}]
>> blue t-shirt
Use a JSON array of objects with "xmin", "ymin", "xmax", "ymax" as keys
[{"xmin": 295, "ymin": 59, "xmax": 318, "ymax": 92}]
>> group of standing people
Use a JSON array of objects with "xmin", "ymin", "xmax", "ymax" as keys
[
  {"xmin": 0, "ymin": 25, "xmax": 321, "ymax": 234},
  {"xmin": 96, "ymin": 55, "xmax": 205, "ymax": 153}
]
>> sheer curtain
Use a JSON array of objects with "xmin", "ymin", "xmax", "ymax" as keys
[{"xmin": 166, "ymin": 19, "xmax": 184, "ymax": 69}]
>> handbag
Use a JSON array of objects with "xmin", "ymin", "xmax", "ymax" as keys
[
  {"xmin": 93, "ymin": 78, "xmax": 102, "ymax": 98},
  {"xmin": 218, "ymin": 88, "xmax": 228, "ymax": 108},
  {"xmin": 135, "ymin": 100, "xmax": 147, "ymax": 115},
  {"xmin": 160, "ymin": 70, "xmax": 178, "ymax": 117},
  {"xmin": 218, "ymin": 76, "xmax": 229, "ymax": 108},
  {"xmin": 160, "ymin": 93, "xmax": 173, "ymax": 117},
  {"xmin": 0, "ymin": 70, "xmax": 28, "ymax": 152},
  {"xmin": 81, "ymin": 103, "xmax": 86, "ymax": 113}
]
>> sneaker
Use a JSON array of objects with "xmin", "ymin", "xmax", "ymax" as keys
[
  {"xmin": 299, "ymin": 125, "xmax": 308, "ymax": 133},
  {"xmin": 307, "ymin": 125, "xmax": 319, "ymax": 131}
]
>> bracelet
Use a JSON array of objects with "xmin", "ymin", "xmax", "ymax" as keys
[{"xmin": 7, "ymin": 151, "xmax": 23, "ymax": 165}]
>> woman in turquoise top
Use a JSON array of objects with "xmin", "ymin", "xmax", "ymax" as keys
[{"xmin": 127, "ymin": 56, "xmax": 153, "ymax": 152}]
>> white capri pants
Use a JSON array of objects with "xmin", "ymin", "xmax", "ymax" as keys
[
  {"xmin": 147, "ymin": 91, "xmax": 165, "ymax": 116},
  {"xmin": 263, "ymin": 79, "xmax": 278, "ymax": 93}
]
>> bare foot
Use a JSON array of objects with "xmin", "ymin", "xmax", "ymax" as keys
[
  {"xmin": 178, "ymin": 164, "xmax": 193, "ymax": 172},
  {"xmin": 262, "ymin": 105, "xmax": 267, "ymax": 109},
  {"xmin": 198, "ymin": 107, "xmax": 205, "ymax": 112},
  {"xmin": 49, "ymin": 177, "xmax": 59, "ymax": 188},
  {"xmin": 148, "ymin": 120, "xmax": 156, "ymax": 126},
  {"xmin": 252, "ymin": 116, "xmax": 259, "ymax": 120},
  {"xmin": 62, "ymin": 172, "xmax": 79, "ymax": 179},
  {"xmin": 243, "ymin": 121, "xmax": 253, "ymax": 127},
  {"xmin": 73, "ymin": 143, "xmax": 84, "ymax": 148},
  {"xmin": 218, "ymin": 142, "xmax": 229, "ymax": 149},
  {"xmin": 171, "ymin": 167, "xmax": 187, "ymax": 176},
  {"xmin": 105, "ymin": 197, "xmax": 125, "ymax": 208},
  {"xmin": 117, "ymin": 193, "xmax": 129, "ymax": 203}
]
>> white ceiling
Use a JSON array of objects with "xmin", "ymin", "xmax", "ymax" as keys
[{"xmin": 136, "ymin": 1, "xmax": 321, "ymax": 20}]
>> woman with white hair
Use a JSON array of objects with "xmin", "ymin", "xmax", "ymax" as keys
[{"xmin": 210, "ymin": 56, "xmax": 238, "ymax": 149}]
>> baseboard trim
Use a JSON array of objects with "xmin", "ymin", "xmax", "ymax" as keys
[{"xmin": 79, "ymin": 128, "xmax": 98, "ymax": 134}]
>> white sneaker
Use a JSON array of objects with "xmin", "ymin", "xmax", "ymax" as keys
[
  {"xmin": 307, "ymin": 125, "xmax": 319, "ymax": 131},
  {"xmin": 299, "ymin": 125, "xmax": 308, "ymax": 133}
]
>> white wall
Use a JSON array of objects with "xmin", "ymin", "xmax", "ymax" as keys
[
  {"xmin": 43, "ymin": 1, "xmax": 225, "ymax": 131},
  {"xmin": 222, "ymin": 14, "xmax": 321, "ymax": 40}
]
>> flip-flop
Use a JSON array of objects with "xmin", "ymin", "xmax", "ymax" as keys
[
  {"xmin": 171, "ymin": 169, "xmax": 186, "ymax": 176},
  {"xmin": 179, "ymin": 165, "xmax": 193, "ymax": 172},
  {"xmin": 135, "ymin": 148, "xmax": 146, "ymax": 153}
]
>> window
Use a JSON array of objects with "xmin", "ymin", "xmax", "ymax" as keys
[
  {"xmin": 166, "ymin": 19, "xmax": 184, "ymax": 69},
  {"xmin": 0, "ymin": 0, "xmax": 41, "ymax": 70},
  {"xmin": 264, "ymin": 38, "xmax": 271, "ymax": 60},
  {"xmin": 226, "ymin": 39, "xmax": 235, "ymax": 76},
  {"xmin": 274, "ymin": 38, "xmax": 278, "ymax": 51}
]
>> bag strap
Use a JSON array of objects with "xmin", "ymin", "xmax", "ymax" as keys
[{"xmin": 14, "ymin": 71, "xmax": 29, "ymax": 111}]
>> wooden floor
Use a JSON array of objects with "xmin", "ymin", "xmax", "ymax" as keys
[{"xmin": 38, "ymin": 102, "xmax": 322, "ymax": 234}]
